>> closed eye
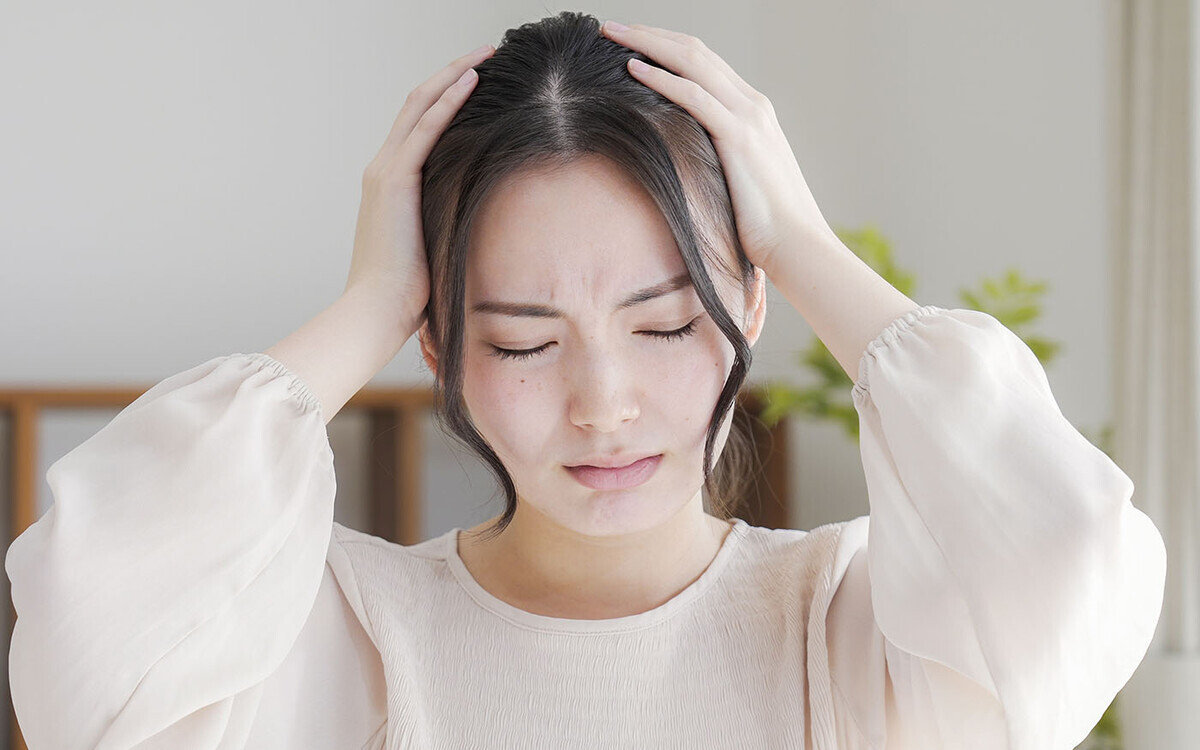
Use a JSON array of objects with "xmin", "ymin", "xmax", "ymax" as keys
[
  {"xmin": 643, "ymin": 318, "xmax": 699, "ymax": 342},
  {"xmin": 489, "ymin": 317, "xmax": 702, "ymax": 361}
]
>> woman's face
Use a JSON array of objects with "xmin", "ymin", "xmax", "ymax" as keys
[{"xmin": 438, "ymin": 154, "xmax": 764, "ymax": 538}]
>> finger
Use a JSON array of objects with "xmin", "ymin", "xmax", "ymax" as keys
[
  {"xmin": 601, "ymin": 22, "xmax": 755, "ymax": 109},
  {"xmin": 625, "ymin": 57, "xmax": 738, "ymax": 139},
  {"xmin": 619, "ymin": 23, "xmax": 758, "ymax": 97},
  {"xmin": 376, "ymin": 45, "xmax": 494, "ymax": 161},
  {"xmin": 393, "ymin": 65, "xmax": 481, "ymax": 177}
]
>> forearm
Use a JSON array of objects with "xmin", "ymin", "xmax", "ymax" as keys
[
  {"xmin": 766, "ymin": 223, "xmax": 922, "ymax": 383},
  {"xmin": 265, "ymin": 281, "xmax": 421, "ymax": 425}
]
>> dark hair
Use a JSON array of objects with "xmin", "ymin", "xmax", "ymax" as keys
[{"xmin": 421, "ymin": 11, "xmax": 757, "ymax": 542}]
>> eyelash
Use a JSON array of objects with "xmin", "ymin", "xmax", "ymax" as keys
[{"xmin": 490, "ymin": 318, "xmax": 700, "ymax": 361}]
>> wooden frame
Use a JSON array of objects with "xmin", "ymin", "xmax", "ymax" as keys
[{"xmin": 0, "ymin": 383, "xmax": 789, "ymax": 749}]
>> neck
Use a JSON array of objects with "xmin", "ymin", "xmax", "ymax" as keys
[{"xmin": 458, "ymin": 492, "xmax": 735, "ymax": 620}]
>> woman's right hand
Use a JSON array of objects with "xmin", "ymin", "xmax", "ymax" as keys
[{"xmin": 343, "ymin": 43, "xmax": 496, "ymax": 322}]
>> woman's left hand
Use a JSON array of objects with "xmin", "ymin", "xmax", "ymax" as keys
[{"xmin": 600, "ymin": 20, "xmax": 833, "ymax": 277}]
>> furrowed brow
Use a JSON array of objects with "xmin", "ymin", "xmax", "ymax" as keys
[
  {"xmin": 617, "ymin": 273, "xmax": 693, "ymax": 309},
  {"xmin": 470, "ymin": 272, "xmax": 694, "ymax": 318}
]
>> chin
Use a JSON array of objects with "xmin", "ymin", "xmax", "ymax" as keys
[{"xmin": 554, "ymin": 479, "xmax": 697, "ymax": 538}]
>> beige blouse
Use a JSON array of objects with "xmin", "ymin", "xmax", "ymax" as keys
[{"xmin": 6, "ymin": 305, "xmax": 1166, "ymax": 748}]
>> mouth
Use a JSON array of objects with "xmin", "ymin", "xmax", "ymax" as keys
[{"xmin": 565, "ymin": 454, "xmax": 663, "ymax": 491}]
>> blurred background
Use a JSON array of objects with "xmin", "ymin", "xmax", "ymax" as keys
[{"xmin": 0, "ymin": 0, "xmax": 1195, "ymax": 748}]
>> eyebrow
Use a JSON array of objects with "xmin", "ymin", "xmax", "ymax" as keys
[{"xmin": 470, "ymin": 272, "xmax": 694, "ymax": 319}]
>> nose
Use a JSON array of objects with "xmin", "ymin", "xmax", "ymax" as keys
[{"xmin": 567, "ymin": 342, "xmax": 640, "ymax": 433}]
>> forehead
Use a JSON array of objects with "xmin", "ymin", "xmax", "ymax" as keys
[{"xmin": 466, "ymin": 155, "xmax": 686, "ymax": 304}]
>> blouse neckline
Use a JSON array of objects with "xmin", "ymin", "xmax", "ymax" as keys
[{"xmin": 444, "ymin": 517, "xmax": 750, "ymax": 634}]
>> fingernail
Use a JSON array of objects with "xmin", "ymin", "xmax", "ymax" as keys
[
  {"xmin": 604, "ymin": 20, "xmax": 629, "ymax": 32},
  {"xmin": 469, "ymin": 44, "xmax": 493, "ymax": 56}
]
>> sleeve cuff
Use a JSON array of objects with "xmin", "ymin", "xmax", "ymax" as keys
[
  {"xmin": 241, "ymin": 351, "xmax": 325, "ymax": 419},
  {"xmin": 851, "ymin": 305, "xmax": 948, "ymax": 401}
]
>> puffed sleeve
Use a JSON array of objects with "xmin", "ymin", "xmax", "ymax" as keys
[
  {"xmin": 822, "ymin": 306, "xmax": 1167, "ymax": 749},
  {"xmin": 5, "ymin": 352, "xmax": 383, "ymax": 749}
]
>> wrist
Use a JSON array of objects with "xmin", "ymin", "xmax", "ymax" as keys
[
  {"xmin": 761, "ymin": 220, "xmax": 844, "ymax": 291},
  {"xmin": 341, "ymin": 280, "xmax": 425, "ymax": 354}
]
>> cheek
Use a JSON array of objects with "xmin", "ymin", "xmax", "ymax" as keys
[
  {"xmin": 661, "ymin": 328, "xmax": 736, "ymax": 441},
  {"xmin": 461, "ymin": 353, "xmax": 559, "ymax": 466}
]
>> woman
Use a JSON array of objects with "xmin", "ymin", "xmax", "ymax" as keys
[{"xmin": 6, "ymin": 11, "xmax": 1166, "ymax": 749}]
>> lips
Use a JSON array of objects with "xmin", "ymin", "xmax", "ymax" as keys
[
  {"xmin": 566, "ymin": 453, "xmax": 658, "ymax": 469},
  {"xmin": 565, "ymin": 454, "xmax": 663, "ymax": 491}
]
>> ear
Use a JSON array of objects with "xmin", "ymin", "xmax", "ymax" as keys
[
  {"xmin": 417, "ymin": 320, "xmax": 440, "ymax": 382},
  {"xmin": 742, "ymin": 266, "xmax": 767, "ymax": 347}
]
